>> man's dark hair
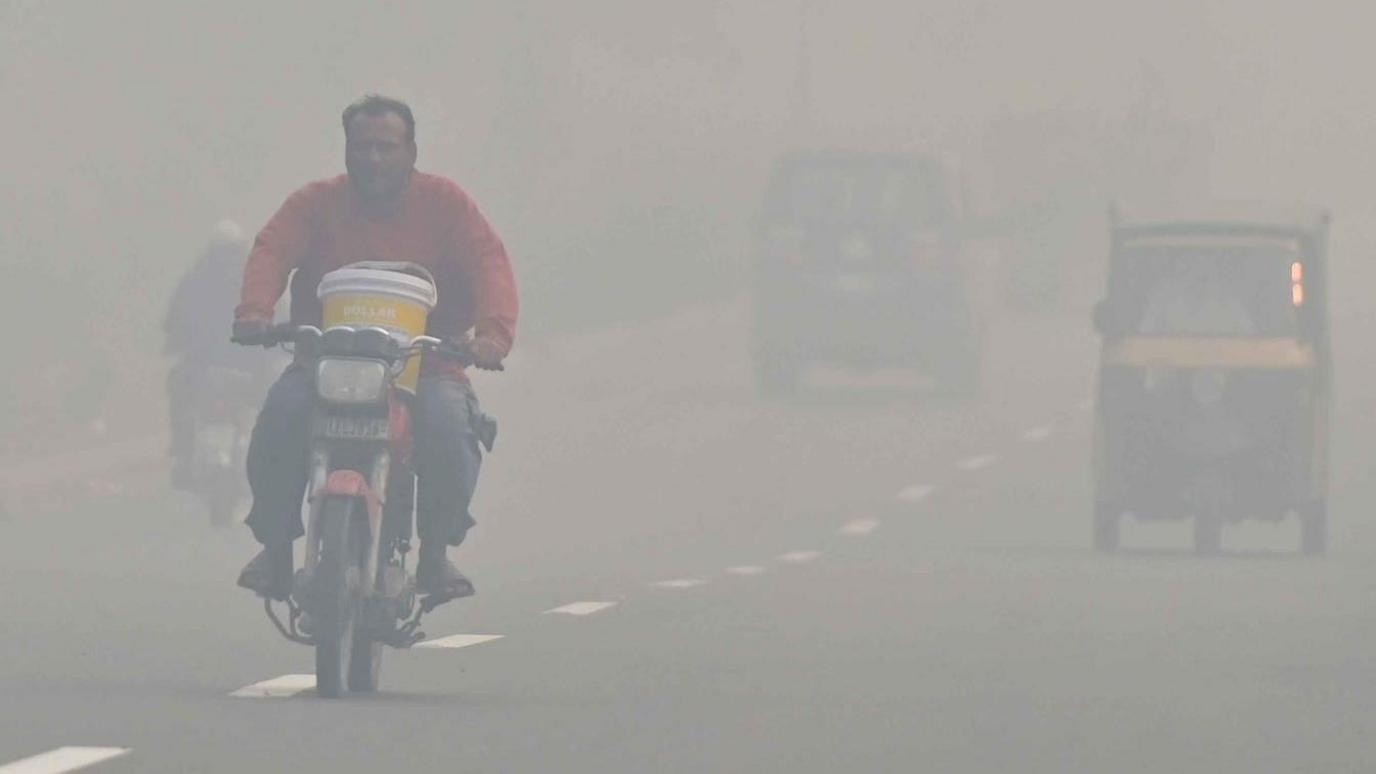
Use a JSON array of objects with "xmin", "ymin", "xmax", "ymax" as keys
[{"xmin": 342, "ymin": 94, "xmax": 416, "ymax": 144}]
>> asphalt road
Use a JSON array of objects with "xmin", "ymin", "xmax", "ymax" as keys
[{"xmin": 2, "ymin": 295, "xmax": 1374, "ymax": 773}]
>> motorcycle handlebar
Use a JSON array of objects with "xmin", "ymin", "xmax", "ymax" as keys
[
  {"xmin": 417, "ymin": 338, "xmax": 505, "ymax": 372},
  {"xmin": 232, "ymin": 325, "xmax": 504, "ymax": 371},
  {"xmin": 230, "ymin": 323, "xmax": 296, "ymax": 348}
]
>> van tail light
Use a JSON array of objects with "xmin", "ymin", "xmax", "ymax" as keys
[{"xmin": 1291, "ymin": 261, "xmax": 1304, "ymax": 306}]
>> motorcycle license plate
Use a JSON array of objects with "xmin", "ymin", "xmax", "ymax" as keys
[{"xmin": 316, "ymin": 415, "xmax": 390, "ymax": 441}]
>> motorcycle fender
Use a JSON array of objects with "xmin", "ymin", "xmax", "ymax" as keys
[{"xmin": 318, "ymin": 470, "xmax": 384, "ymax": 537}]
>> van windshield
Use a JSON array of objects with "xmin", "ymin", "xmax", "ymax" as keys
[{"xmin": 763, "ymin": 159, "xmax": 948, "ymax": 229}]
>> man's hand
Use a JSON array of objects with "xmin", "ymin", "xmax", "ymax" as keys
[
  {"xmin": 466, "ymin": 337, "xmax": 506, "ymax": 371},
  {"xmin": 231, "ymin": 318, "xmax": 271, "ymax": 345}
]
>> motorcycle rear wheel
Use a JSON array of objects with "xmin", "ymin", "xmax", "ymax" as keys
[
  {"xmin": 1193, "ymin": 511, "xmax": 1223, "ymax": 557},
  {"xmin": 1300, "ymin": 500, "xmax": 1328, "ymax": 556},
  {"xmin": 348, "ymin": 628, "xmax": 383, "ymax": 692}
]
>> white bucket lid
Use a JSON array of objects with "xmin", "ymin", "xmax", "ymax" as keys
[{"xmin": 317, "ymin": 265, "xmax": 438, "ymax": 309}]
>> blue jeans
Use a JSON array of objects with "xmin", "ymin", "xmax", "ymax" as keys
[{"xmin": 244, "ymin": 366, "xmax": 486, "ymax": 548}]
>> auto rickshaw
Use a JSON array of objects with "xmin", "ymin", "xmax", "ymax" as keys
[{"xmin": 1091, "ymin": 205, "xmax": 1332, "ymax": 555}]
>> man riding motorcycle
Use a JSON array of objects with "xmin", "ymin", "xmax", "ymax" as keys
[
  {"xmin": 232, "ymin": 94, "xmax": 518, "ymax": 602},
  {"xmin": 165, "ymin": 220, "xmax": 262, "ymax": 489}
]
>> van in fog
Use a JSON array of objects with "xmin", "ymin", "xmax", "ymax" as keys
[{"xmin": 749, "ymin": 151, "xmax": 984, "ymax": 395}]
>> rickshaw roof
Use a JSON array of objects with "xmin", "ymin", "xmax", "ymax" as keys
[
  {"xmin": 771, "ymin": 149, "xmax": 945, "ymax": 174},
  {"xmin": 1113, "ymin": 201, "xmax": 1330, "ymax": 243}
]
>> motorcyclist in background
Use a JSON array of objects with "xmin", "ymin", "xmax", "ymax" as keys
[
  {"xmin": 232, "ymin": 94, "xmax": 518, "ymax": 602},
  {"xmin": 165, "ymin": 220, "xmax": 263, "ymax": 489}
]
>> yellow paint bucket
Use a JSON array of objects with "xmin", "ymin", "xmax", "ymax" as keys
[{"xmin": 317, "ymin": 264, "xmax": 438, "ymax": 392}]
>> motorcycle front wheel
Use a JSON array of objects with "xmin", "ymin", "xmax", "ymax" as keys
[{"xmin": 315, "ymin": 497, "xmax": 363, "ymax": 698}]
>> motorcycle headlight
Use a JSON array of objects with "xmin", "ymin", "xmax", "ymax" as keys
[{"xmin": 316, "ymin": 358, "xmax": 388, "ymax": 404}]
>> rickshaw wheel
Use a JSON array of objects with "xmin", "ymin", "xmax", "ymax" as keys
[
  {"xmin": 1301, "ymin": 501, "xmax": 1328, "ymax": 556},
  {"xmin": 1193, "ymin": 512, "xmax": 1223, "ymax": 556},
  {"xmin": 1093, "ymin": 503, "xmax": 1120, "ymax": 553}
]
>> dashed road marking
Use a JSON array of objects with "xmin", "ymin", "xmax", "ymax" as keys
[
  {"xmin": 1022, "ymin": 425, "xmax": 1054, "ymax": 443},
  {"xmin": 652, "ymin": 578, "xmax": 707, "ymax": 589},
  {"xmin": 778, "ymin": 550, "xmax": 822, "ymax": 564},
  {"xmin": 839, "ymin": 518, "xmax": 880, "ymax": 536},
  {"xmin": 230, "ymin": 674, "xmax": 316, "ymax": 698},
  {"xmin": 415, "ymin": 634, "xmax": 505, "ymax": 650},
  {"xmin": 0, "ymin": 747, "xmax": 130, "ymax": 774},
  {"xmin": 544, "ymin": 601, "xmax": 619, "ymax": 616},
  {"xmin": 726, "ymin": 565, "xmax": 766, "ymax": 576},
  {"xmin": 957, "ymin": 454, "xmax": 998, "ymax": 471},
  {"xmin": 897, "ymin": 484, "xmax": 935, "ymax": 504}
]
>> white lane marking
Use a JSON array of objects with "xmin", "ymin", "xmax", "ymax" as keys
[
  {"xmin": 897, "ymin": 484, "xmax": 935, "ymax": 504},
  {"xmin": 652, "ymin": 579, "xmax": 706, "ymax": 589},
  {"xmin": 1021, "ymin": 425, "xmax": 1054, "ymax": 443},
  {"xmin": 544, "ymin": 601, "xmax": 618, "ymax": 616},
  {"xmin": 0, "ymin": 747, "xmax": 130, "ymax": 774},
  {"xmin": 957, "ymin": 454, "xmax": 998, "ymax": 471},
  {"xmin": 726, "ymin": 565, "xmax": 766, "ymax": 576},
  {"xmin": 778, "ymin": 550, "xmax": 822, "ymax": 564},
  {"xmin": 839, "ymin": 518, "xmax": 880, "ymax": 536},
  {"xmin": 415, "ymin": 634, "xmax": 504, "ymax": 650},
  {"xmin": 230, "ymin": 674, "xmax": 316, "ymax": 698}
]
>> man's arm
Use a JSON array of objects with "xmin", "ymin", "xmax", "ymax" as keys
[
  {"xmin": 234, "ymin": 185, "xmax": 318, "ymax": 323},
  {"xmin": 449, "ymin": 185, "xmax": 519, "ymax": 357}
]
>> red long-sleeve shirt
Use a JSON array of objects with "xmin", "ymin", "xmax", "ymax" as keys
[{"xmin": 236, "ymin": 172, "xmax": 518, "ymax": 379}]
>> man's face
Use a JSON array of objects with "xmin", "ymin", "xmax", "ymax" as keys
[{"xmin": 345, "ymin": 112, "xmax": 416, "ymax": 204}]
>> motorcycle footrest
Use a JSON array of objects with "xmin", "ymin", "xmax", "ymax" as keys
[
  {"xmin": 377, "ymin": 625, "xmax": 426, "ymax": 649},
  {"xmin": 264, "ymin": 599, "xmax": 314, "ymax": 646},
  {"xmin": 419, "ymin": 589, "xmax": 465, "ymax": 613}
]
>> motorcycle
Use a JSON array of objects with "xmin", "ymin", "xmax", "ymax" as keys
[
  {"xmin": 188, "ymin": 367, "xmax": 256, "ymax": 527},
  {"xmin": 237, "ymin": 321, "xmax": 488, "ymax": 698}
]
